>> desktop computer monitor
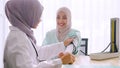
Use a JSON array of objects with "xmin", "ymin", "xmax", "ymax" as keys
[{"xmin": 110, "ymin": 18, "xmax": 120, "ymax": 53}]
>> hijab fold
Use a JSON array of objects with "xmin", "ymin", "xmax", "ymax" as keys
[{"xmin": 5, "ymin": 0, "xmax": 43, "ymax": 44}]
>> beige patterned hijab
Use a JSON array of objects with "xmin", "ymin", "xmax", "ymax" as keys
[{"xmin": 56, "ymin": 7, "xmax": 71, "ymax": 42}]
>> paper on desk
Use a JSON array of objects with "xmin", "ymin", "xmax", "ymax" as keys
[{"xmin": 38, "ymin": 42, "xmax": 65, "ymax": 60}]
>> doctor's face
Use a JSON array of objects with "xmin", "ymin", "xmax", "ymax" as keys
[{"xmin": 56, "ymin": 11, "xmax": 67, "ymax": 29}]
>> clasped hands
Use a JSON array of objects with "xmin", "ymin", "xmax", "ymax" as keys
[{"xmin": 59, "ymin": 52, "xmax": 75, "ymax": 64}]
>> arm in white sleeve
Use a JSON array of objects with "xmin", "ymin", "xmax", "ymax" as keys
[{"xmin": 10, "ymin": 43, "xmax": 63, "ymax": 68}]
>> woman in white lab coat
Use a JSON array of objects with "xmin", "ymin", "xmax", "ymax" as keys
[{"xmin": 4, "ymin": 0, "xmax": 75, "ymax": 68}]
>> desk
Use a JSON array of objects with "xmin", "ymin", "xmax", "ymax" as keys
[{"xmin": 62, "ymin": 55, "xmax": 120, "ymax": 68}]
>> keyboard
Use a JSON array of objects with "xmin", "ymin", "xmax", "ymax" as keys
[{"xmin": 89, "ymin": 52, "xmax": 120, "ymax": 60}]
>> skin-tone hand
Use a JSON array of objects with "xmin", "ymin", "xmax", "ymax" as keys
[
  {"xmin": 64, "ymin": 38, "xmax": 74, "ymax": 46},
  {"xmin": 59, "ymin": 52, "xmax": 75, "ymax": 64}
]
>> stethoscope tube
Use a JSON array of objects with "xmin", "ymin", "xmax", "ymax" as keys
[{"xmin": 29, "ymin": 38, "xmax": 45, "ymax": 62}]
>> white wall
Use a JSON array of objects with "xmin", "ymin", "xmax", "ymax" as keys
[
  {"xmin": 0, "ymin": 0, "xmax": 6, "ymax": 68},
  {"xmin": 0, "ymin": 0, "xmax": 9, "ymax": 68},
  {"xmin": 0, "ymin": 0, "xmax": 4, "ymax": 68}
]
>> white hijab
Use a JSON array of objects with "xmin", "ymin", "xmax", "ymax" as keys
[{"xmin": 56, "ymin": 7, "xmax": 71, "ymax": 42}]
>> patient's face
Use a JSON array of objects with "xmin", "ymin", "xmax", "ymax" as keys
[{"xmin": 56, "ymin": 11, "xmax": 67, "ymax": 29}]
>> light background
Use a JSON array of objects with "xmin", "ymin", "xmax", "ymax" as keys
[{"xmin": 0, "ymin": 0, "xmax": 120, "ymax": 68}]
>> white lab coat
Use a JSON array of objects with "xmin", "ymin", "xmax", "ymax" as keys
[{"xmin": 4, "ymin": 26, "xmax": 65, "ymax": 68}]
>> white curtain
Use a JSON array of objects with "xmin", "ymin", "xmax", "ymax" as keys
[{"xmin": 0, "ymin": 0, "xmax": 120, "ymax": 68}]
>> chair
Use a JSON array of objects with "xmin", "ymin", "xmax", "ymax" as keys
[{"xmin": 79, "ymin": 38, "xmax": 88, "ymax": 55}]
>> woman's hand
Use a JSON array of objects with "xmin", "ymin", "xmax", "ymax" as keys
[
  {"xmin": 59, "ymin": 52, "xmax": 75, "ymax": 64},
  {"xmin": 64, "ymin": 38, "xmax": 74, "ymax": 46}
]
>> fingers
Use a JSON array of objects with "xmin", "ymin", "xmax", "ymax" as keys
[
  {"xmin": 71, "ymin": 54, "xmax": 75, "ymax": 62},
  {"xmin": 61, "ymin": 52, "xmax": 75, "ymax": 64},
  {"xmin": 58, "ymin": 52, "xmax": 64, "ymax": 58},
  {"xmin": 64, "ymin": 38, "xmax": 74, "ymax": 46},
  {"xmin": 68, "ymin": 38, "xmax": 74, "ymax": 42},
  {"xmin": 68, "ymin": 53, "xmax": 75, "ymax": 64}
]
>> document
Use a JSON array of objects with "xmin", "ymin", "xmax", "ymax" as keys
[{"xmin": 38, "ymin": 42, "xmax": 65, "ymax": 60}]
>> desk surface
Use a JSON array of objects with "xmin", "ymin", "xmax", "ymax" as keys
[{"xmin": 62, "ymin": 55, "xmax": 120, "ymax": 68}]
